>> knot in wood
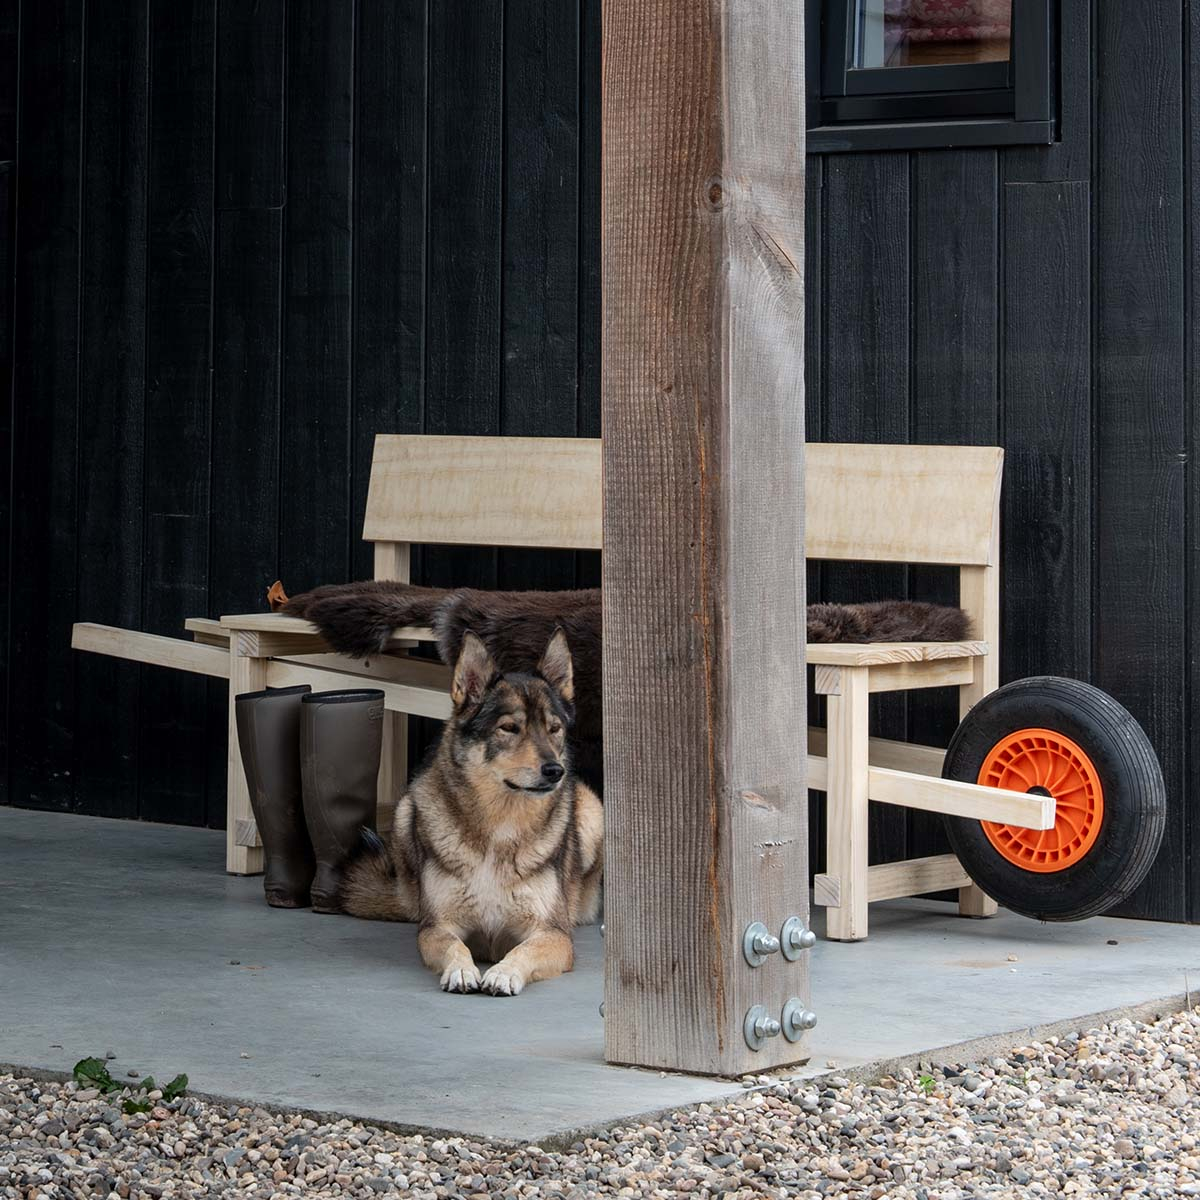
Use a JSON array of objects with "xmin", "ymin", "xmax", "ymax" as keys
[{"xmin": 703, "ymin": 177, "xmax": 727, "ymax": 212}]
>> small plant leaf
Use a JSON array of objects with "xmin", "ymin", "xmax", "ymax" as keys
[
  {"xmin": 121, "ymin": 1098, "xmax": 152, "ymax": 1115},
  {"xmin": 73, "ymin": 1057, "xmax": 120, "ymax": 1094},
  {"xmin": 162, "ymin": 1073, "xmax": 188, "ymax": 1101}
]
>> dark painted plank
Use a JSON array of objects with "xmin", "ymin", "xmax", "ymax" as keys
[
  {"xmin": 574, "ymin": 0, "xmax": 602, "ymax": 591},
  {"xmin": 0, "ymin": 161, "xmax": 12, "ymax": 806},
  {"xmin": 215, "ymin": 0, "xmax": 284, "ymax": 210},
  {"xmin": 0, "ymin": 0, "xmax": 16, "ymax": 159},
  {"xmin": 906, "ymin": 149, "xmax": 999, "ymax": 860},
  {"xmin": 140, "ymin": 0, "xmax": 214, "ymax": 827},
  {"xmin": 805, "ymin": 153, "xmax": 827, "ymax": 874},
  {"xmin": 279, "ymin": 0, "xmax": 354, "ymax": 592},
  {"xmin": 1004, "ymin": 0, "xmax": 1090, "ymax": 184},
  {"xmin": 422, "ymin": 0, "xmax": 503, "ymax": 593},
  {"xmin": 74, "ymin": 0, "xmax": 148, "ymax": 819},
  {"xmin": 822, "ymin": 153, "xmax": 911, "ymax": 865},
  {"xmin": 351, "ymin": 0, "xmax": 426, "ymax": 580},
  {"xmin": 8, "ymin": 0, "xmax": 82, "ymax": 812},
  {"xmin": 1191, "ymin": 0, "xmax": 1200, "ymax": 925},
  {"xmin": 1094, "ymin": 3, "xmax": 1186, "ymax": 921},
  {"xmin": 1002, "ymin": 181, "xmax": 1090, "ymax": 681},
  {"xmin": 498, "ymin": 0, "xmax": 579, "ymax": 593}
]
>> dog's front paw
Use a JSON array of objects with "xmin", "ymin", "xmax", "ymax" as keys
[
  {"xmin": 441, "ymin": 963, "xmax": 482, "ymax": 993},
  {"xmin": 480, "ymin": 964, "xmax": 526, "ymax": 996}
]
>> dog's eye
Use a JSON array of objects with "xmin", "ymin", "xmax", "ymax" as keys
[
  {"xmin": 499, "ymin": 722, "xmax": 520, "ymax": 735},
  {"xmin": 548, "ymin": 722, "xmax": 563, "ymax": 735}
]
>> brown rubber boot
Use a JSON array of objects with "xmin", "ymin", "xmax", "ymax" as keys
[
  {"xmin": 300, "ymin": 689, "xmax": 385, "ymax": 913},
  {"xmin": 234, "ymin": 684, "xmax": 317, "ymax": 908}
]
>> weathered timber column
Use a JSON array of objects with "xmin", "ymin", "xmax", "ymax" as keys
[{"xmin": 602, "ymin": 1, "xmax": 809, "ymax": 1075}]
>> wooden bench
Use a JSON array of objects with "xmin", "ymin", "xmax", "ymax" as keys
[{"xmin": 73, "ymin": 434, "xmax": 1048, "ymax": 939}]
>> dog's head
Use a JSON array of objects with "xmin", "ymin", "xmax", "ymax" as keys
[{"xmin": 448, "ymin": 628, "xmax": 575, "ymax": 795}]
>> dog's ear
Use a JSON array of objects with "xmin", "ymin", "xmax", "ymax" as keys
[
  {"xmin": 537, "ymin": 628, "xmax": 574, "ymax": 703},
  {"xmin": 451, "ymin": 631, "xmax": 495, "ymax": 709}
]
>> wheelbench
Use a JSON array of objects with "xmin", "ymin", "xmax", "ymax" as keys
[{"xmin": 73, "ymin": 434, "xmax": 1053, "ymax": 941}]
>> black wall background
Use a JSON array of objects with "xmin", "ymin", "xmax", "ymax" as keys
[{"xmin": 1, "ymin": 0, "xmax": 1198, "ymax": 923}]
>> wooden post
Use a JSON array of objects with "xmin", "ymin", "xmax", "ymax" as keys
[
  {"xmin": 227, "ymin": 633, "xmax": 267, "ymax": 875},
  {"xmin": 373, "ymin": 541, "xmax": 412, "ymax": 832},
  {"xmin": 602, "ymin": 0, "xmax": 808, "ymax": 1074}
]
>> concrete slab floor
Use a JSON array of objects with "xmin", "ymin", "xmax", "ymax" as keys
[{"xmin": 1, "ymin": 807, "xmax": 1198, "ymax": 1144}]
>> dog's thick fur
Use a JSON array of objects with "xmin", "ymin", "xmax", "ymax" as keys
[
  {"xmin": 339, "ymin": 629, "xmax": 603, "ymax": 996},
  {"xmin": 285, "ymin": 582, "xmax": 968, "ymax": 793}
]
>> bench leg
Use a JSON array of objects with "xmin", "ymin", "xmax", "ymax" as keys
[
  {"xmin": 377, "ymin": 711, "xmax": 407, "ymax": 833},
  {"xmin": 226, "ymin": 640, "xmax": 266, "ymax": 875},
  {"xmin": 958, "ymin": 881, "xmax": 998, "ymax": 918},
  {"xmin": 825, "ymin": 666, "xmax": 870, "ymax": 941}
]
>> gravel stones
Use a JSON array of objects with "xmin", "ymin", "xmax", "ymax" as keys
[{"xmin": 3, "ymin": 1007, "xmax": 1200, "ymax": 1198}]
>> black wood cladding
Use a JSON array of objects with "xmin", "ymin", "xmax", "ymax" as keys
[{"xmin": 1, "ymin": 1, "xmax": 1197, "ymax": 921}]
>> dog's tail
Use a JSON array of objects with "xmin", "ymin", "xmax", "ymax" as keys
[
  {"xmin": 338, "ymin": 829, "xmax": 410, "ymax": 922},
  {"xmin": 283, "ymin": 580, "xmax": 454, "ymax": 658}
]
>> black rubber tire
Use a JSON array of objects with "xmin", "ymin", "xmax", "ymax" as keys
[{"xmin": 942, "ymin": 676, "xmax": 1165, "ymax": 922}]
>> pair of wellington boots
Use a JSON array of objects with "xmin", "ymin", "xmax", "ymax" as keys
[{"xmin": 235, "ymin": 685, "xmax": 384, "ymax": 912}]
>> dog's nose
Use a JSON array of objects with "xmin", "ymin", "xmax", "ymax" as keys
[{"xmin": 541, "ymin": 762, "xmax": 565, "ymax": 782}]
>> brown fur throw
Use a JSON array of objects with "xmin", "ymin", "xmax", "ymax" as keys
[{"xmin": 284, "ymin": 581, "xmax": 970, "ymax": 795}]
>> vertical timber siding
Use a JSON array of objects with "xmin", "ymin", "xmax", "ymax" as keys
[{"xmin": 1, "ymin": 0, "xmax": 1198, "ymax": 922}]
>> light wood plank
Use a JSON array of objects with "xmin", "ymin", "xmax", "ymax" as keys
[
  {"xmin": 227, "ymin": 644, "xmax": 266, "ymax": 875},
  {"xmin": 364, "ymin": 434, "xmax": 603, "ymax": 549},
  {"xmin": 806, "ymin": 640, "xmax": 986, "ymax": 666},
  {"xmin": 602, "ymin": 0, "xmax": 808, "ymax": 1074},
  {"xmin": 72, "ymin": 623, "xmax": 230, "ymax": 679},
  {"xmin": 185, "ymin": 616, "xmax": 230, "ymax": 647},
  {"xmin": 374, "ymin": 541, "xmax": 413, "ymax": 830},
  {"xmin": 958, "ymin": 563, "xmax": 1001, "ymax": 917},
  {"xmin": 263, "ymin": 659, "xmax": 453, "ymax": 721},
  {"xmin": 219, "ymin": 610, "xmax": 437, "ymax": 645},
  {"xmin": 867, "ymin": 658, "xmax": 975, "ymax": 693},
  {"xmin": 272, "ymin": 651, "xmax": 452, "ymax": 690},
  {"xmin": 808, "ymin": 728, "xmax": 946, "ymax": 778},
  {"xmin": 824, "ymin": 666, "xmax": 870, "ymax": 940},
  {"xmin": 805, "ymin": 443, "xmax": 1003, "ymax": 566},
  {"xmin": 867, "ymin": 854, "xmax": 972, "ymax": 902},
  {"xmin": 868, "ymin": 766, "xmax": 1055, "ymax": 828},
  {"xmin": 814, "ymin": 855, "xmax": 973, "ymax": 907}
]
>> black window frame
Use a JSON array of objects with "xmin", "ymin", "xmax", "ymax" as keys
[{"xmin": 807, "ymin": 0, "xmax": 1056, "ymax": 154}]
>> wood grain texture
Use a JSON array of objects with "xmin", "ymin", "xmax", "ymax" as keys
[
  {"xmin": 906, "ymin": 147, "xmax": 999, "ymax": 862},
  {"xmin": 1002, "ymin": 182, "xmax": 1090, "ymax": 682},
  {"xmin": 498, "ymin": 0, "xmax": 579, "ymax": 593},
  {"xmin": 351, "ymin": 0, "xmax": 425, "ymax": 580},
  {"xmin": 1093, "ymin": 1, "xmax": 1185, "ymax": 921},
  {"xmin": 140, "ymin": 0, "xmax": 214, "ymax": 827},
  {"xmin": 0, "ymin": 160, "xmax": 11, "ymax": 806},
  {"xmin": 602, "ymin": 0, "xmax": 808, "ymax": 1073},
  {"xmin": 280, "ymin": 0, "xmax": 354, "ymax": 588},
  {"xmin": 9, "ymin": 0, "xmax": 83, "ymax": 813},
  {"xmin": 74, "ymin": 0, "xmax": 149, "ymax": 819},
  {"xmin": 821, "ymin": 153, "xmax": 911, "ymax": 868},
  {"xmin": 365, "ymin": 435, "xmax": 602, "ymax": 549}
]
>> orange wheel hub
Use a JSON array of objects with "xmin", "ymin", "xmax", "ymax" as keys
[{"xmin": 978, "ymin": 728, "xmax": 1104, "ymax": 873}]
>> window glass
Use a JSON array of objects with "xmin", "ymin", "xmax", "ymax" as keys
[{"xmin": 854, "ymin": 0, "xmax": 1013, "ymax": 70}]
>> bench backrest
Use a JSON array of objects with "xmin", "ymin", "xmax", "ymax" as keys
[{"xmin": 363, "ymin": 434, "xmax": 1002, "ymax": 566}]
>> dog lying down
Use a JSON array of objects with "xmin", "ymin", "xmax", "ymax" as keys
[
  {"xmin": 339, "ymin": 629, "xmax": 602, "ymax": 996},
  {"xmin": 284, "ymin": 581, "xmax": 971, "ymax": 796}
]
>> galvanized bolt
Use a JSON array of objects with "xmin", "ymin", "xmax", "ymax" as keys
[
  {"xmin": 742, "ymin": 921, "xmax": 781, "ymax": 967},
  {"xmin": 743, "ymin": 1004, "xmax": 783, "ymax": 1050},
  {"xmin": 780, "ymin": 915, "xmax": 817, "ymax": 961},
  {"xmin": 781, "ymin": 997, "xmax": 817, "ymax": 1042}
]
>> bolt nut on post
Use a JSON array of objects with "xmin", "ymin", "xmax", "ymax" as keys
[
  {"xmin": 742, "ymin": 921, "xmax": 781, "ymax": 967},
  {"xmin": 780, "ymin": 915, "xmax": 816, "ymax": 961},
  {"xmin": 781, "ymin": 997, "xmax": 817, "ymax": 1042},
  {"xmin": 743, "ymin": 1005, "xmax": 783, "ymax": 1051}
]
